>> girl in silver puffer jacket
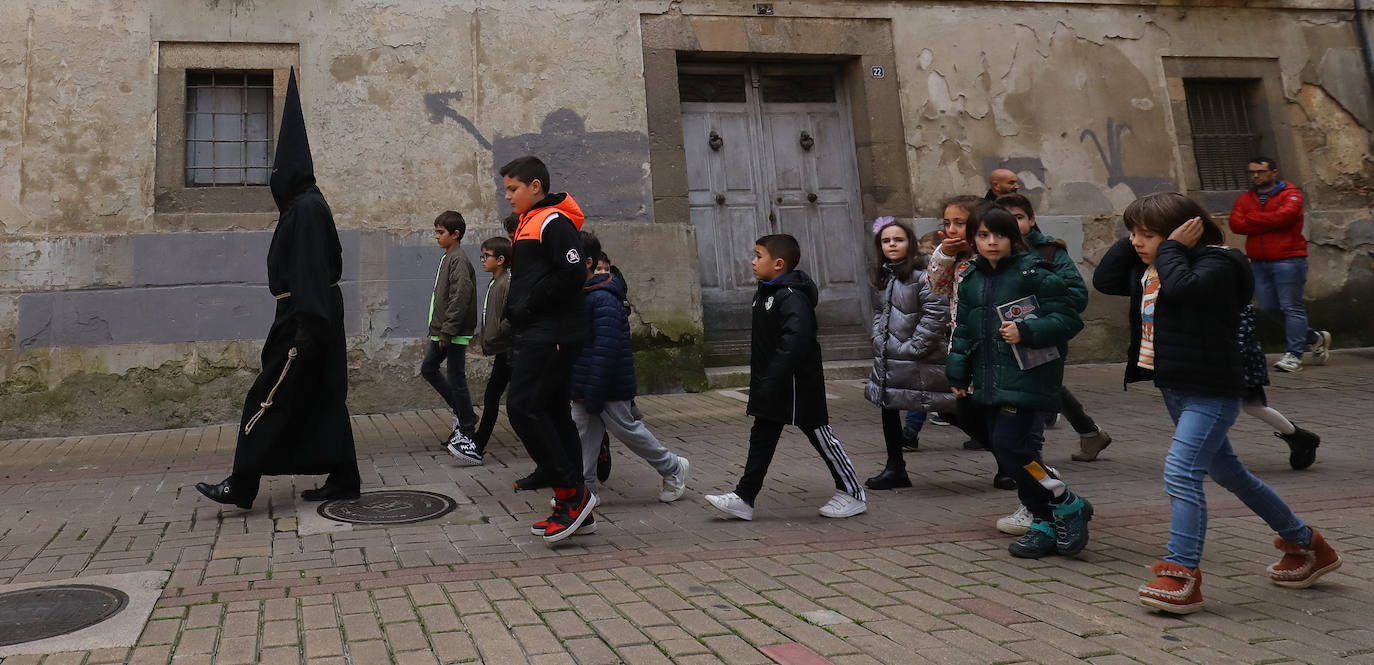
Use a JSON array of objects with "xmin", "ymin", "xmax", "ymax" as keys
[{"xmin": 864, "ymin": 220, "xmax": 955, "ymax": 490}]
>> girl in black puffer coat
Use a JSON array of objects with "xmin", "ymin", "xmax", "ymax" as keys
[{"xmin": 864, "ymin": 220, "xmax": 955, "ymax": 490}]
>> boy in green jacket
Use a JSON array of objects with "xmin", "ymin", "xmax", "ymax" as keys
[{"xmin": 423, "ymin": 211, "xmax": 480, "ymax": 462}]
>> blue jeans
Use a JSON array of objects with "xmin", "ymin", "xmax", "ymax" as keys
[
  {"xmin": 1251, "ymin": 258, "xmax": 1318, "ymax": 357},
  {"xmin": 1159, "ymin": 388, "xmax": 1308, "ymax": 569},
  {"xmin": 903, "ymin": 410, "xmax": 926, "ymax": 433}
]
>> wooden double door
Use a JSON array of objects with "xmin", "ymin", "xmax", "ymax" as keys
[{"xmin": 680, "ymin": 63, "xmax": 869, "ymax": 363}]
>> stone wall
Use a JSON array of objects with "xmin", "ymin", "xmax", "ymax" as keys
[{"xmin": 1, "ymin": 0, "xmax": 1370, "ymax": 437}]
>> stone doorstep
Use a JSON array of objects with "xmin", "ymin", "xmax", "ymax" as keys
[{"xmin": 0, "ymin": 570, "xmax": 170, "ymax": 658}]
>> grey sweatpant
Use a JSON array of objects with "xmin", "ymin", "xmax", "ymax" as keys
[{"xmin": 571, "ymin": 400, "xmax": 681, "ymax": 496}]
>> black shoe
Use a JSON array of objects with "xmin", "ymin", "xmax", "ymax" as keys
[
  {"xmin": 963, "ymin": 438, "xmax": 988, "ymax": 451},
  {"xmin": 195, "ymin": 478, "xmax": 253, "ymax": 509},
  {"xmin": 993, "ymin": 474, "xmax": 1017, "ymax": 491},
  {"xmin": 1278, "ymin": 427, "xmax": 1320, "ymax": 471},
  {"xmin": 1009, "ymin": 521, "xmax": 1057, "ymax": 559},
  {"xmin": 865, "ymin": 465, "xmax": 913, "ymax": 490},
  {"xmin": 514, "ymin": 468, "xmax": 556, "ymax": 492},
  {"xmin": 301, "ymin": 484, "xmax": 361, "ymax": 502},
  {"xmin": 597, "ymin": 434, "xmax": 612, "ymax": 483},
  {"xmin": 901, "ymin": 434, "xmax": 920, "ymax": 452}
]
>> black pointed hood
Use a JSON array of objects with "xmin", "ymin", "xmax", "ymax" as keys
[{"xmin": 269, "ymin": 67, "xmax": 316, "ymax": 212}]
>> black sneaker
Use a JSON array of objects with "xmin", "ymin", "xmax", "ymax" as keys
[
  {"xmin": 544, "ymin": 486, "xmax": 598, "ymax": 543},
  {"xmin": 993, "ymin": 474, "xmax": 1017, "ymax": 490},
  {"xmin": 513, "ymin": 469, "xmax": 555, "ymax": 492},
  {"xmin": 1277, "ymin": 427, "xmax": 1320, "ymax": 471},
  {"xmin": 1051, "ymin": 492, "xmax": 1091, "ymax": 555},
  {"xmin": 963, "ymin": 438, "xmax": 988, "ymax": 451},
  {"xmin": 1009, "ymin": 521, "xmax": 1056, "ymax": 558},
  {"xmin": 529, "ymin": 513, "xmax": 597, "ymax": 536}
]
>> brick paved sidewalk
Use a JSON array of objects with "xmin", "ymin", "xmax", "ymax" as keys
[{"xmin": 0, "ymin": 353, "xmax": 1371, "ymax": 665}]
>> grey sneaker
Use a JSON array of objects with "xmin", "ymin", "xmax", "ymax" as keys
[
  {"xmin": 659, "ymin": 457, "xmax": 690, "ymax": 503},
  {"xmin": 705, "ymin": 492, "xmax": 754, "ymax": 520},
  {"xmin": 1308, "ymin": 331, "xmax": 1332, "ymax": 365},
  {"xmin": 1274, "ymin": 353, "xmax": 1302, "ymax": 373}
]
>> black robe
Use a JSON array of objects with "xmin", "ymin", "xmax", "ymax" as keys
[{"xmin": 232, "ymin": 69, "xmax": 357, "ymax": 481}]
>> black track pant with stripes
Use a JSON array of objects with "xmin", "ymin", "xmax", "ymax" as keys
[{"xmin": 733, "ymin": 418, "xmax": 866, "ymax": 506}]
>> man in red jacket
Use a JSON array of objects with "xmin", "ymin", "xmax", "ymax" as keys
[{"xmin": 1228, "ymin": 156, "xmax": 1331, "ymax": 373}]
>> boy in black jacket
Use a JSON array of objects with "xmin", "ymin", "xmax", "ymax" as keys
[
  {"xmin": 705, "ymin": 234, "xmax": 867, "ymax": 520},
  {"xmin": 499, "ymin": 155, "xmax": 595, "ymax": 543}
]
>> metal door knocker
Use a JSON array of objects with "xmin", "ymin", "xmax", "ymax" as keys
[
  {"xmin": 799, "ymin": 131, "xmax": 814, "ymax": 151},
  {"xmin": 708, "ymin": 130, "xmax": 723, "ymax": 151}
]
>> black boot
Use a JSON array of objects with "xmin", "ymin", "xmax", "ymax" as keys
[
  {"xmin": 865, "ymin": 463, "xmax": 912, "ymax": 490},
  {"xmin": 1277, "ymin": 426, "xmax": 1320, "ymax": 471},
  {"xmin": 195, "ymin": 477, "xmax": 253, "ymax": 509},
  {"xmin": 301, "ymin": 484, "xmax": 361, "ymax": 502}
]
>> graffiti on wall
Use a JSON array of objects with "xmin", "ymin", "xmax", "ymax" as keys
[
  {"xmin": 424, "ymin": 94, "xmax": 650, "ymax": 220},
  {"xmin": 1080, "ymin": 118, "xmax": 1173, "ymax": 197}
]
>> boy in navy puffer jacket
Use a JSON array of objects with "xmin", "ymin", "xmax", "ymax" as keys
[{"xmin": 569, "ymin": 233, "xmax": 690, "ymax": 511}]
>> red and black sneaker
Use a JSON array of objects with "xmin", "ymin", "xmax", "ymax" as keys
[
  {"xmin": 529, "ymin": 514, "xmax": 597, "ymax": 536},
  {"xmin": 543, "ymin": 486, "xmax": 598, "ymax": 543}
]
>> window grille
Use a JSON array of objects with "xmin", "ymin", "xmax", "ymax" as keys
[
  {"xmin": 185, "ymin": 71, "xmax": 273, "ymax": 186},
  {"xmin": 1183, "ymin": 80, "xmax": 1259, "ymax": 191}
]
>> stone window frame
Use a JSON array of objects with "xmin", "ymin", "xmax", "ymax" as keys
[
  {"xmin": 155, "ymin": 42, "xmax": 299, "ymax": 222},
  {"xmin": 639, "ymin": 14, "xmax": 911, "ymax": 226},
  {"xmin": 1164, "ymin": 57, "xmax": 1297, "ymax": 213}
]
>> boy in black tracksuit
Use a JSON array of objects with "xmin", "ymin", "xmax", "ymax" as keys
[
  {"xmin": 705, "ymin": 234, "xmax": 867, "ymax": 520},
  {"xmin": 499, "ymin": 155, "xmax": 595, "ymax": 543}
]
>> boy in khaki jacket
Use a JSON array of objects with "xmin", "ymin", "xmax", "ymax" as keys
[{"xmin": 423, "ymin": 211, "xmax": 479, "ymax": 462}]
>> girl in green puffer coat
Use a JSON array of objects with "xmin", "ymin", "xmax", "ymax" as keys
[{"xmin": 946, "ymin": 206, "xmax": 1091, "ymax": 560}]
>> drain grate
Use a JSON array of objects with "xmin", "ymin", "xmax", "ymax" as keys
[
  {"xmin": 318, "ymin": 490, "xmax": 457, "ymax": 525},
  {"xmin": 0, "ymin": 584, "xmax": 129, "ymax": 646}
]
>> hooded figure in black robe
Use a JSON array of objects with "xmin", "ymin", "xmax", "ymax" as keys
[{"xmin": 196, "ymin": 68, "xmax": 361, "ymax": 509}]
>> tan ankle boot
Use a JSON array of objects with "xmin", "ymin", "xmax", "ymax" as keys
[
  {"xmin": 1269, "ymin": 527, "xmax": 1341, "ymax": 588},
  {"xmin": 1138, "ymin": 561, "xmax": 1204, "ymax": 614},
  {"xmin": 1071, "ymin": 430, "xmax": 1112, "ymax": 462}
]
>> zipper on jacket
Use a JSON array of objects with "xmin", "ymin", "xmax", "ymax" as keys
[{"xmin": 981, "ymin": 266, "xmax": 998, "ymax": 398}]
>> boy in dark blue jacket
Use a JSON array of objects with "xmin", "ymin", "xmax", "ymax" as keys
[
  {"xmin": 706, "ymin": 234, "xmax": 867, "ymax": 520},
  {"xmin": 562, "ymin": 233, "xmax": 689, "ymax": 519}
]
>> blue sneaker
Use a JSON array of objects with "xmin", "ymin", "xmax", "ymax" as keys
[
  {"xmin": 1051, "ymin": 492, "xmax": 1091, "ymax": 555},
  {"xmin": 1009, "ymin": 521, "xmax": 1056, "ymax": 558}
]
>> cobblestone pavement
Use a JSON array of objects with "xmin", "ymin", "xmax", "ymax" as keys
[{"xmin": 1, "ymin": 352, "xmax": 1371, "ymax": 665}]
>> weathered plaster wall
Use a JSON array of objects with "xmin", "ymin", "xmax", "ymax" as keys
[
  {"xmin": 883, "ymin": 2, "xmax": 1374, "ymax": 356},
  {"xmin": 2, "ymin": 0, "xmax": 1371, "ymax": 437},
  {"xmin": 0, "ymin": 0, "xmax": 702, "ymax": 438}
]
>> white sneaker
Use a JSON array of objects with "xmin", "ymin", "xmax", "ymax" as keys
[
  {"xmin": 1309, "ymin": 331, "xmax": 1332, "ymax": 365},
  {"xmin": 996, "ymin": 505, "xmax": 1032, "ymax": 535},
  {"xmin": 705, "ymin": 492, "xmax": 754, "ymax": 520},
  {"xmin": 818, "ymin": 492, "xmax": 867, "ymax": 518},
  {"xmin": 659, "ymin": 457, "xmax": 690, "ymax": 503},
  {"xmin": 447, "ymin": 430, "xmax": 482, "ymax": 466},
  {"xmin": 1274, "ymin": 353, "xmax": 1303, "ymax": 373}
]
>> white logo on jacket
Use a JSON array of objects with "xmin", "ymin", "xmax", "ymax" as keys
[
  {"xmin": 764, "ymin": 296, "xmax": 774, "ymax": 310},
  {"xmin": 566, "ymin": 249, "xmax": 581, "ymax": 264}
]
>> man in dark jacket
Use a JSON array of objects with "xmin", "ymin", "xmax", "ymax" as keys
[
  {"xmin": 984, "ymin": 168, "xmax": 1020, "ymax": 201},
  {"xmin": 1228, "ymin": 157, "xmax": 1330, "ymax": 373},
  {"xmin": 195, "ymin": 68, "xmax": 360, "ymax": 509},
  {"xmin": 499, "ymin": 155, "xmax": 595, "ymax": 543},
  {"xmin": 705, "ymin": 234, "xmax": 867, "ymax": 521}
]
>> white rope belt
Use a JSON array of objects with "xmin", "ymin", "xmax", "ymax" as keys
[{"xmin": 243, "ymin": 347, "xmax": 298, "ymax": 435}]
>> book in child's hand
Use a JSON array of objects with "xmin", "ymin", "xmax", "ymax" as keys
[{"xmin": 996, "ymin": 295, "xmax": 1061, "ymax": 370}]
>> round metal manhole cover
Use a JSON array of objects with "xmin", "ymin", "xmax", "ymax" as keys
[
  {"xmin": 318, "ymin": 490, "xmax": 457, "ymax": 525},
  {"xmin": 0, "ymin": 584, "xmax": 129, "ymax": 646}
]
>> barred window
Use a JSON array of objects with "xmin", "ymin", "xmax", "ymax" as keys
[
  {"xmin": 185, "ymin": 71, "xmax": 273, "ymax": 186},
  {"xmin": 1183, "ymin": 80, "xmax": 1260, "ymax": 191}
]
